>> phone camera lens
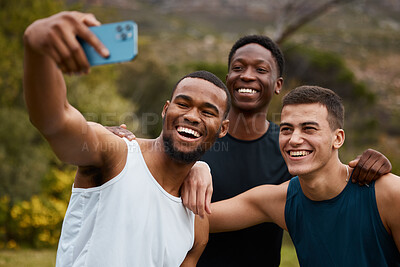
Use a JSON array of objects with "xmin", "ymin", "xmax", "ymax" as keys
[
  {"xmin": 125, "ymin": 24, "xmax": 132, "ymax": 31},
  {"xmin": 116, "ymin": 25, "xmax": 123, "ymax": 32},
  {"xmin": 121, "ymin": 33, "xmax": 127, "ymax": 40}
]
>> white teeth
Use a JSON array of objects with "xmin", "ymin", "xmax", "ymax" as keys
[
  {"xmin": 238, "ymin": 88, "xmax": 257, "ymax": 94},
  {"xmin": 177, "ymin": 127, "xmax": 201, "ymax": 138},
  {"xmin": 290, "ymin": 151, "xmax": 310, "ymax": 157}
]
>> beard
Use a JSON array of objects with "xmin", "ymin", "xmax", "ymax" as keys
[{"xmin": 162, "ymin": 135, "xmax": 206, "ymax": 164}]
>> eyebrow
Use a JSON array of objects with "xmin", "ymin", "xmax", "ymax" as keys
[
  {"xmin": 174, "ymin": 94, "xmax": 220, "ymax": 115},
  {"xmin": 280, "ymin": 121, "xmax": 320, "ymax": 127},
  {"xmin": 234, "ymin": 57, "xmax": 270, "ymax": 66}
]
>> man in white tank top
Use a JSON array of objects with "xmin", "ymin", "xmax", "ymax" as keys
[{"xmin": 23, "ymin": 11, "xmax": 230, "ymax": 267}]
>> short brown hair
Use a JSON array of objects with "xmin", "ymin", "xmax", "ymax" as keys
[{"xmin": 282, "ymin": 85, "xmax": 344, "ymax": 130}]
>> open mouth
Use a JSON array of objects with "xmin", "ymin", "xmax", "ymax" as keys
[
  {"xmin": 237, "ymin": 88, "xmax": 259, "ymax": 94},
  {"xmin": 289, "ymin": 150, "xmax": 312, "ymax": 157},
  {"xmin": 176, "ymin": 126, "xmax": 202, "ymax": 139}
]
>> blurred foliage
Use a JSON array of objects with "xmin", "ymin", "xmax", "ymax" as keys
[
  {"xmin": 0, "ymin": 0, "xmax": 65, "ymax": 108},
  {"xmin": 116, "ymin": 40, "xmax": 175, "ymax": 138},
  {"xmin": 0, "ymin": 0, "xmax": 134, "ymax": 247},
  {"xmin": 281, "ymin": 44, "xmax": 382, "ymax": 159},
  {"xmin": 0, "ymin": 168, "xmax": 74, "ymax": 248}
]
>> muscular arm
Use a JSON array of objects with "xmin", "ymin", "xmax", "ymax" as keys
[
  {"xmin": 375, "ymin": 173, "xmax": 400, "ymax": 251},
  {"xmin": 209, "ymin": 182, "xmax": 289, "ymax": 233},
  {"xmin": 180, "ymin": 216, "xmax": 209, "ymax": 266},
  {"xmin": 23, "ymin": 12, "xmax": 120, "ymax": 168}
]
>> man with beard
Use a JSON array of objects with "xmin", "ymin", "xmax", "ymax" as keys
[{"xmin": 23, "ymin": 11, "xmax": 230, "ymax": 267}]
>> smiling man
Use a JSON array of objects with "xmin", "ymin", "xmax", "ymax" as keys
[
  {"xmin": 208, "ymin": 85, "xmax": 400, "ymax": 266},
  {"xmin": 23, "ymin": 11, "xmax": 230, "ymax": 267}
]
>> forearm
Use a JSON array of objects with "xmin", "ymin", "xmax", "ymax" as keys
[
  {"xmin": 23, "ymin": 28, "xmax": 100, "ymax": 166},
  {"xmin": 23, "ymin": 38, "xmax": 70, "ymax": 136},
  {"xmin": 209, "ymin": 197, "xmax": 266, "ymax": 233},
  {"xmin": 209, "ymin": 184, "xmax": 288, "ymax": 233}
]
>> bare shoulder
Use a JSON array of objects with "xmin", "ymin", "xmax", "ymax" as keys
[
  {"xmin": 375, "ymin": 173, "xmax": 400, "ymax": 234},
  {"xmin": 375, "ymin": 173, "xmax": 400, "ymax": 198},
  {"xmin": 75, "ymin": 122, "xmax": 128, "ymax": 187}
]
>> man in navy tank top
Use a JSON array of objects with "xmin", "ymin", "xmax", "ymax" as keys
[{"xmin": 208, "ymin": 85, "xmax": 400, "ymax": 266}]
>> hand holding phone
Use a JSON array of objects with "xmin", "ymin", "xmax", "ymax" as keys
[{"xmin": 79, "ymin": 21, "xmax": 138, "ymax": 66}]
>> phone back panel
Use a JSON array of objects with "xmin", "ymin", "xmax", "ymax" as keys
[{"xmin": 79, "ymin": 21, "xmax": 138, "ymax": 66}]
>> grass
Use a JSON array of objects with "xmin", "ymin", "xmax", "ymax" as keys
[
  {"xmin": 0, "ymin": 237, "xmax": 299, "ymax": 267},
  {"xmin": 0, "ymin": 232, "xmax": 299, "ymax": 266},
  {"xmin": 0, "ymin": 248, "xmax": 56, "ymax": 267},
  {"xmin": 281, "ymin": 231, "xmax": 300, "ymax": 267}
]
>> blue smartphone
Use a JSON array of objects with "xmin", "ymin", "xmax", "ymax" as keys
[{"xmin": 79, "ymin": 21, "xmax": 138, "ymax": 66}]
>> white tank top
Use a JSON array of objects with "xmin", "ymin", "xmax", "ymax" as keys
[{"xmin": 56, "ymin": 139, "xmax": 195, "ymax": 267}]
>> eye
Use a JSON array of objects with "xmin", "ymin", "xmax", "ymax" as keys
[
  {"xmin": 257, "ymin": 67, "xmax": 268, "ymax": 73},
  {"xmin": 303, "ymin": 126, "xmax": 317, "ymax": 133},
  {"xmin": 231, "ymin": 65, "xmax": 243, "ymax": 71},
  {"xmin": 202, "ymin": 110, "xmax": 216, "ymax": 117},
  {"xmin": 177, "ymin": 102, "xmax": 189, "ymax": 108},
  {"xmin": 280, "ymin": 127, "xmax": 292, "ymax": 134}
]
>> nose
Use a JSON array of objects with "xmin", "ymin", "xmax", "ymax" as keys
[
  {"xmin": 240, "ymin": 67, "xmax": 256, "ymax": 81},
  {"xmin": 183, "ymin": 108, "xmax": 201, "ymax": 124},
  {"xmin": 288, "ymin": 130, "xmax": 303, "ymax": 146}
]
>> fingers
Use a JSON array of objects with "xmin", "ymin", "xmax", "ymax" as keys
[
  {"xmin": 75, "ymin": 19, "xmax": 109, "ymax": 60},
  {"xmin": 182, "ymin": 181, "xmax": 198, "ymax": 215},
  {"xmin": 81, "ymin": 13, "xmax": 101, "ymax": 27},
  {"xmin": 205, "ymin": 185, "xmax": 213, "ymax": 215},
  {"xmin": 120, "ymin": 124, "xmax": 127, "ymax": 129},
  {"xmin": 61, "ymin": 30, "xmax": 89, "ymax": 74},
  {"xmin": 351, "ymin": 149, "xmax": 392, "ymax": 185},
  {"xmin": 196, "ymin": 183, "xmax": 207, "ymax": 218},
  {"xmin": 47, "ymin": 12, "xmax": 108, "ymax": 74},
  {"xmin": 348, "ymin": 156, "xmax": 360, "ymax": 168}
]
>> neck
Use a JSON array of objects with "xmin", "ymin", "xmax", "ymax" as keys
[
  {"xmin": 227, "ymin": 108, "xmax": 270, "ymax": 140},
  {"xmin": 138, "ymin": 137, "xmax": 194, "ymax": 197},
  {"xmin": 298, "ymin": 158, "xmax": 349, "ymax": 201}
]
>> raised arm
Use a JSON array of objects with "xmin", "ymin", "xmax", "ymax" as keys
[
  {"xmin": 209, "ymin": 182, "xmax": 289, "ymax": 233},
  {"xmin": 23, "ymin": 11, "xmax": 120, "ymax": 167}
]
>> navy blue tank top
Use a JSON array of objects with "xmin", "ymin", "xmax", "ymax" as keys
[{"xmin": 285, "ymin": 177, "xmax": 400, "ymax": 266}]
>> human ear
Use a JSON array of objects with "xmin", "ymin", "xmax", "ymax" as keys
[
  {"xmin": 274, "ymin": 77, "xmax": 284, "ymax": 95},
  {"xmin": 218, "ymin": 119, "xmax": 229, "ymax": 138},
  {"xmin": 161, "ymin": 101, "xmax": 170, "ymax": 119},
  {"xmin": 333, "ymin": 129, "xmax": 345, "ymax": 149}
]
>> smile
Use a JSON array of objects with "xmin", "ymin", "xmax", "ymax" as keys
[
  {"xmin": 237, "ymin": 88, "xmax": 258, "ymax": 94},
  {"xmin": 176, "ymin": 126, "xmax": 201, "ymax": 139},
  {"xmin": 289, "ymin": 150, "xmax": 311, "ymax": 157}
]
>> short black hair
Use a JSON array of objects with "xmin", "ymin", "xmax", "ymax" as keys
[
  {"xmin": 171, "ymin": 70, "xmax": 231, "ymax": 118},
  {"xmin": 282, "ymin": 85, "xmax": 344, "ymax": 130},
  {"xmin": 228, "ymin": 35, "xmax": 284, "ymax": 77}
]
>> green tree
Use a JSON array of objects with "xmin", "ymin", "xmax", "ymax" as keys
[{"xmin": 0, "ymin": 0, "xmax": 136, "ymax": 247}]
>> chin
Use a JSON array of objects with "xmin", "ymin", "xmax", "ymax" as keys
[
  {"xmin": 286, "ymin": 165, "xmax": 313, "ymax": 177},
  {"xmin": 163, "ymin": 135, "xmax": 205, "ymax": 164}
]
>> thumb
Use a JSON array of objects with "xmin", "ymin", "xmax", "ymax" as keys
[
  {"xmin": 348, "ymin": 159, "xmax": 359, "ymax": 168},
  {"xmin": 82, "ymin": 13, "xmax": 101, "ymax": 27}
]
